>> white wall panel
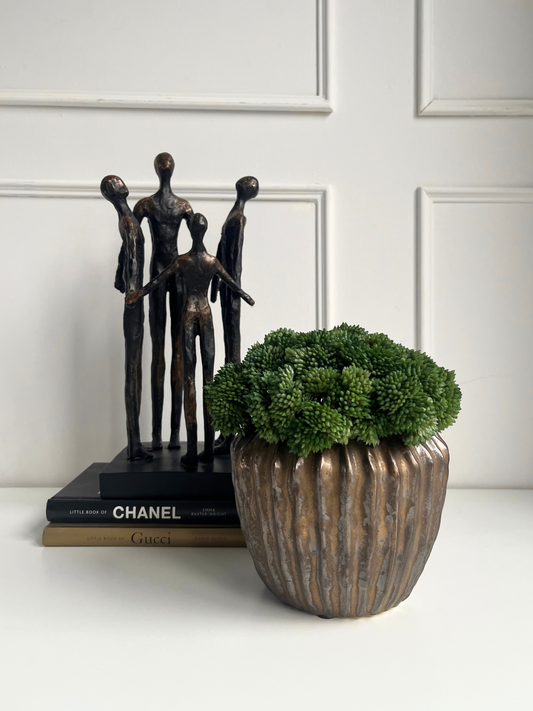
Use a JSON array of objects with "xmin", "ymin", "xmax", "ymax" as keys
[
  {"xmin": 0, "ymin": 0, "xmax": 330, "ymax": 112},
  {"xmin": 0, "ymin": 184, "xmax": 326, "ymax": 486},
  {"xmin": 418, "ymin": 189, "xmax": 533, "ymax": 488},
  {"xmin": 1, "ymin": 1, "xmax": 533, "ymax": 488},
  {"xmin": 419, "ymin": 0, "xmax": 533, "ymax": 115}
]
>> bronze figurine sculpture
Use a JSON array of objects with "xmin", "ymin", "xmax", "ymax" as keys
[
  {"xmin": 100, "ymin": 156, "xmax": 258, "ymax": 473},
  {"xmin": 134, "ymin": 153, "xmax": 193, "ymax": 451},
  {"xmin": 101, "ymin": 175, "xmax": 153, "ymax": 462},
  {"xmin": 210, "ymin": 176, "xmax": 259, "ymax": 453},
  {"xmin": 126, "ymin": 213, "xmax": 255, "ymax": 470}
]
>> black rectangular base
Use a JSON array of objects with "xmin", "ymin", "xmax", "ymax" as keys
[{"xmin": 99, "ymin": 443, "xmax": 234, "ymax": 501}]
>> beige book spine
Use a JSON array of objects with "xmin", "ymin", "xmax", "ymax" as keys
[{"xmin": 42, "ymin": 524, "xmax": 246, "ymax": 547}]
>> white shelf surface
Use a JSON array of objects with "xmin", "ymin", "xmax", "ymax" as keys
[{"xmin": 1, "ymin": 487, "xmax": 532, "ymax": 711}]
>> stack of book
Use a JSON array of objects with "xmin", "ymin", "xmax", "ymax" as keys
[{"xmin": 42, "ymin": 462, "xmax": 245, "ymax": 547}]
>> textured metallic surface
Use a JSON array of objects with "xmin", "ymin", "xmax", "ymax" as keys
[
  {"xmin": 101, "ymin": 175, "xmax": 151, "ymax": 462},
  {"xmin": 134, "ymin": 153, "xmax": 193, "ymax": 452},
  {"xmin": 211, "ymin": 176, "xmax": 259, "ymax": 456},
  {"xmin": 231, "ymin": 434, "xmax": 449, "ymax": 618},
  {"xmin": 126, "ymin": 215, "xmax": 254, "ymax": 470}
]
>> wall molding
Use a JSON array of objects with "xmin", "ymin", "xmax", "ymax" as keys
[
  {"xmin": 417, "ymin": 187, "xmax": 533, "ymax": 354},
  {"xmin": 0, "ymin": 1, "xmax": 331, "ymax": 114},
  {"xmin": 0, "ymin": 180, "xmax": 329, "ymax": 330},
  {"xmin": 417, "ymin": 0, "xmax": 533, "ymax": 116}
]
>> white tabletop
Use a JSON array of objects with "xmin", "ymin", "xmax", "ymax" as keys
[{"xmin": 0, "ymin": 487, "xmax": 532, "ymax": 711}]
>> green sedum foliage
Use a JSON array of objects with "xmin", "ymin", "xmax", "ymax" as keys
[{"xmin": 205, "ymin": 324, "xmax": 461, "ymax": 457}]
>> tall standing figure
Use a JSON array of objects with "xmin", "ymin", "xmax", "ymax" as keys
[
  {"xmin": 101, "ymin": 175, "xmax": 153, "ymax": 462},
  {"xmin": 126, "ymin": 214, "xmax": 255, "ymax": 470},
  {"xmin": 134, "ymin": 153, "xmax": 193, "ymax": 451},
  {"xmin": 210, "ymin": 176, "xmax": 259, "ymax": 453}
]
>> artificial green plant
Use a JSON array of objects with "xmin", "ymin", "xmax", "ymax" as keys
[{"xmin": 205, "ymin": 324, "xmax": 461, "ymax": 457}]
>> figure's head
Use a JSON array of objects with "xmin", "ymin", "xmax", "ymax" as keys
[
  {"xmin": 154, "ymin": 152, "xmax": 175, "ymax": 180},
  {"xmin": 100, "ymin": 175, "xmax": 129, "ymax": 204},
  {"xmin": 236, "ymin": 176, "xmax": 259, "ymax": 202},
  {"xmin": 190, "ymin": 212, "xmax": 208, "ymax": 244}
]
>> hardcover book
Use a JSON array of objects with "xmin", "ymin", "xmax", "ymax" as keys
[
  {"xmin": 46, "ymin": 463, "xmax": 239, "ymax": 525},
  {"xmin": 42, "ymin": 524, "xmax": 246, "ymax": 547}
]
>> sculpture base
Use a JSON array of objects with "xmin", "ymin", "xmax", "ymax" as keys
[{"xmin": 99, "ymin": 443, "xmax": 234, "ymax": 500}]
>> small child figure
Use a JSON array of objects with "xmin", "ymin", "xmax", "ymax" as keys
[{"xmin": 126, "ymin": 213, "xmax": 254, "ymax": 470}]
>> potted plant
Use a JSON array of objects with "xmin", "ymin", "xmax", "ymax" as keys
[{"xmin": 205, "ymin": 324, "xmax": 461, "ymax": 618}]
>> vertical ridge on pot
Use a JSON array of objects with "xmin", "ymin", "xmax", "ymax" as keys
[
  {"xmin": 234, "ymin": 436, "xmax": 268, "ymax": 584},
  {"xmin": 271, "ymin": 445, "xmax": 300, "ymax": 607},
  {"xmin": 400, "ymin": 443, "xmax": 434, "ymax": 605},
  {"xmin": 377, "ymin": 439, "xmax": 403, "ymax": 613},
  {"xmin": 338, "ymin": 444, "xmax": 356, "ymax": 616},
  {"xmin": 366, "ymin": 443, "xmax": 394, "ymax": 614},
  {"xmin": 355, "ymin": 443, "xmax": 373, "ymax": 617},
  {"xmin": 316, "ymin": 448, "xmax": 338, "ymax": 618},
  {"xmin": 231, "ymin": 434, "xmax": 449, "ymax": 619},
  {"xmin": 348, "ymin": 442, "xmax": 370, "ymax": 617},
  {"xmin": 413, "ymin": 440, "xmax": 442, "ymax": 593},
  {"xmin": 249, "ymin": 437, "xmax": 279, "ymax": 596},
  {"xmin": 293, "ymin": 452, "xmax": 323, "ymax": 614},
  {"xmin": 369, "ymin": 440, "xmax": 398, "ymax": 615},
  {"xmin": 262, "ymin": 442, "xmax": 290, "ymax": 600},
  {"xmin": 388, "ymin": 445, "xmax": 423, "ymax": 609},
  {"xmin": 287, "ymin": 449, "xmax": 308, "ymax": 611},
  {"xmin": 404, "ymin": 437, "xmax": 449, "ymax": 601}
]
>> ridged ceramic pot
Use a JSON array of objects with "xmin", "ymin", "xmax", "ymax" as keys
[{"xmin": 231, "ymin": 433, "xmax": 449, "ymax": 618}]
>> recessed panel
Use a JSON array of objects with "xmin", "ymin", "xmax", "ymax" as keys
[
  {"xmin": 0, "ymin": 0, "xmax": 317, "ymax": 98},
  {"xmin": 430, "ymin": 200, "xmax": 533, "ymax": 487},
  {"xmin": 0, "ymin": 191, "xmax": 318, "ymax": 486},
  {"xmin": 433, "ymin": 0, "xmax": 533, "ymax": 100}
]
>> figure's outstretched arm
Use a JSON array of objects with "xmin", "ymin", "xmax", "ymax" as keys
[
  {"xmin": 215, "ymin": 260, "xmax": 254, "ymax": 306},
  {"xmin": 125, "ymin": 258, "xmax": 180, "ymax": 305},
  {"xmin": 210, "ymin": 240, "xmax": 224, "ymax": 303},
  {"xmin": 114, "ymin": 246, "xmax": 125, "ymax": 293}
]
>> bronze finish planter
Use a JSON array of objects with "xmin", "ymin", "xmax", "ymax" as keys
[{"xmin": 231, "ymin": 433, "xmax": 449, "ymax": 618}]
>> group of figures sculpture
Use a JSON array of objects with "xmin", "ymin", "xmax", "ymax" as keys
[{"xmin": 100, "ymin": 153, "xmax": 258, "ymax": 469}]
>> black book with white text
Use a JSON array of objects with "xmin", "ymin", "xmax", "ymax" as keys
[{"xmin": 46, "ymin": 463, "xmax": 239, "ymax": 525}]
